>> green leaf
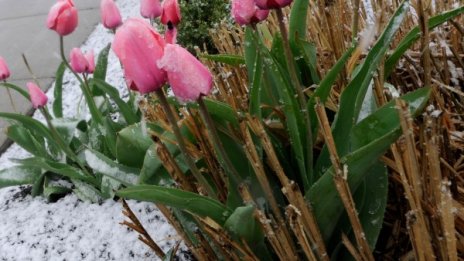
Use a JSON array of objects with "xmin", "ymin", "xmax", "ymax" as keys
[
  {"xmin": 6, "ymin": 125, "xmax": 49, "ymax": 158},
  {"xmin": 249, "ymin": 51, "xmax": 263, "ymax": 117},
  {"xmin": 308, "ymin": 46, "xmax": 356, "ymax": 136},
  {"xmin": 385, "ymin": 5, "xmax": 464, "ymax": 77},
  {"xmin": 139, "ymin": 143, "xmax": 176, "ymax": 185},
  {"xmin": 308, "ymin": 87, "xmax": 430, "ymax": 242},
  {"xmin": 201, "ymin": 54, "xmax": 245, "ymax": 66},
  {"xmin": 91, "ymin": 79, "xmax": 139, "ymax": 125},
  {"xmin": 101, "ymin": 176, "xmax": 121, "ymax": 199},
  {"xmin": 80, "ymin": 148, "xmax": 140, "ymax": 186},
  {"xmin": 355, "ymin": 162, "xmax": 387, "ymax": 249},
  {"xmin": 224, "ymin": 205, "xmax": 263, "ymax": 244},
  {"xmin": 244, "ymin": 27, "xmax": 257, "ymax": 76},
  {"xmin": 315, "ymin": 1, "xmax": 410, "ymax": 176},
  {"xmin": 289, "ymin": 0, "xmax": 309, "ymax": 43},
  {"xmin": 262, "ymin": 46, "xmax": 309, "ymax": 189},
  {"xmin": 117, "ymin": 185, "xmax": 232, "ymax": 225},
  {"xmin": 72, "ymin": 179, "xmax": 103, "ymax": 203},
  {"xmin": 116, "ymin": 123, "xmax": 155, "ymax": 168},
  {"xmin": 43, "ymin": 185, "xmax": 72, "ymax": 200},
  {"xmin": 15, "ymin": 157, "xmax": 97, "ymax": 185},
  {"xmin": 53, "ymin": 62, "xmax": 66, "ymax": 118},
  {"xmin": 0, "ymin": 112, "xmax": 57, "ymax": 150},
  {"xmin": 0, "ymin": 166, "xmax": 41, "ymax": 188},
  {"xmin": 93, "ymin": 44, "xmax": 111, "ymax": 80},
  {"xmin": 51, "ymin": 118, "xmax": 81, "ymax": 145},
  {"xmin": 294, "ymin": 38, "xmax": 319, "ymax": 84},
  {"xmin": 0, "ymin": 82, "xmax": 30, "ymax": 100}
]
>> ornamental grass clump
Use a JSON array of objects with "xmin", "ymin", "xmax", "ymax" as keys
[{"xmin": 0, "ymin": 0, "xmax": 463, "ymax": 260}]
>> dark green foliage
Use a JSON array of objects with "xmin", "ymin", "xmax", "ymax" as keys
[{"xmin": 177, "ymin": 0, "xmax": 229, "ymax": 53}]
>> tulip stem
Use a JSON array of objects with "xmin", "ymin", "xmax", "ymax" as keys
[
  {"xmin": 155, "ymin": 89, "xmax": 217, "ymax": 199},
  {"xmin": 41, "ymin": 107, "xmax": 93, "ymax": 178},
  {"xmin": 2, "ymin": 80, "xmax": 17, "ymax": 113},
  {"xmin": 197, "ymin": 96, "xmax": 241, "ymax": 186},
  {"xmin": 275, "ymin": 8, "xmax": 314, "ymax": 186},
  {"xmin": 59, "ymin": 37, "xmax": 103, "ymax": 125}
]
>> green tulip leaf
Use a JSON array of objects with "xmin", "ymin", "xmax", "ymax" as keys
[
  {"xmin": 117, "ymin": 185, "xmax": 232, "ymax": 225},
  {"xmin": 79, "ymin": 148, "xmax": 140, "ymax": 186},
  {"xmin": 0, "ymin": 165, "xmax": 41, "ymax": 189}
]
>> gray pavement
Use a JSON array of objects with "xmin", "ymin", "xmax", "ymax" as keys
[{"xmin": 0, "ymin": 0, "xmax": 101, "ymax": 153}]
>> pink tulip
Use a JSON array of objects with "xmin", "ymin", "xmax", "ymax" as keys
[
  {"xmin": 27, "ymin": 82, "xmax": 48, "ymax": 109},
  {"xmin": 100, "ymin": 0, "xmax": 122, "ymax": 30},
  {"xmin": 160, "ymin": 0, "xmax": 181, "ymax": 26},
  {"xmin": 112, "ymin": 18, "xmax": 167, "ymax": 94},
  {"xmin": 140, "ymin": 0, "xmax": 162, "ymax": 19},
  {"xmin": 70, "ymin": 48, "xmax": 95, "ymax": 74},
  {"xmin": 254, "ymin": 0, "xmax": 293, "ymax": 9},
  {"xmin": 46, "ymin": 0, "xmax": 78, "ymax": 36},
  {"xmin": 157, "ymin": 44, "xmax": 213, "ymax": 102},
  {"xmin": 0, "ymin": 56, "xmax": 10, "ymax": 81},
  {"xmin": 231, "ymin": 0, "xmax": 269, "ymax": 26}
]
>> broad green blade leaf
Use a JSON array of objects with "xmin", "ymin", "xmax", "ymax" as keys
[
  {"xmin": 289, "ymin": 0, "xmax": 309, "ymax": 43},
  {"xmin": 15, "ymin": 157, "xmax": 97, "ymax": 185},
  {"xmin": 224, "ymin": 205, "xmax": 263, "ymax": 244},
  {"xmin": 354, "ymin": 162, "xmax": 387, "ymax": 249},
  {"xmin": 6, "ymin": 125, "xmax": 49, "ymax": 158},
  {"xmin": 385, "ymin": 5, "xmax": 464, "ymax": 77},
  {"xmin": 262, "ymin": 46, "xmax": 309, "ymax": 189},
  {"xmin": 91, "ymin": 79, "xmax": 139, "ymax": 125},
  {"xmin": 53, "ymin": 62, "xmax": 66, "ymax": 118},
  {"xmin": 315, "ymin": 1, "xmax": 410, "ymax": 176},
  {"xmin": 80, "ymin": 148, "xmax": 139, "ymax": 186},
  {"xmin": 43, "ymin": 185, "xmax": 72, "ymax": 200},
  {"xmin": 294, "ymin": 38, "xmax": 319, "ymax": 84},
  {"xmin": 308, "ymin": 87, "xmax": 430, "ymax": 242},
  {"xmin": 72, "ymin": 179, "xmax": 103, "ymax": 203},
  {"xmin": 187, "ymin": 98, "xmax": 239, "ymax": 128},
  {"xmin": 0, "ymin": 166, "xmax": 41, "ymax": 188},
  {"xmin": 249, "ymin": 50, "xmax": 263, "ymax": 117},
  {"xmin": 201, "ymin": 54, "xmax": 245, "ymax": 66},
  {"xmin": 308, "ymin": 45, "xmax": 356, "ymax": 137},
  {"xmin": 117, "ymin": 185, "xmax": 232, "ymax": 225},
  {"xmin": 139, "ymin": 143, "xmax": 176, "ymax": 185},
  {"xmin": 0, "ymin": 82, "xmax": 30, "ymax": 100},
  {"xmin": 51, "ymin": 118, "xmax": 81, "ymax": 145},
  {"xmin": 116, "ymin": 123, "xmax": 154, "ymax": 168},
  {"xmin": 244, "ymin": 27, "xmax": 259, "ymax": 83},
  {"xmin": 93, "ymin": 44, "xmax": 111, "ymax": 81},
  {"xmin": 101, "ymin": 176, "xmax": 121, "ymax": 199},
  {"xmin": 0, "ymin": 112, "xmax": 54, "ymax": 141}
]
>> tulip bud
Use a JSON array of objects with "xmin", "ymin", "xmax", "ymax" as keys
[
  {"xmin": 157, "ymin": 44, "xmax": 213, "ymax": 102},
  {"xmin": 112, "ymin": 18, "xmax": 167, "ymax": 94},
  {"xmin": 231, "ymin": 0, "xmax": 269, "ymax": 26},
  {"xmin": 140, "ymin": 0, "xmax": 162, "ymax": 19},
  {"xmin": 47, "ymin": 0, "xmax": 78, "ymax": 36},
  {"xmin": 0, "ymin": 56, "xmax": 10, "ymax": 81},
  {"xmin": 27, "ymin": 82, "xmax": 48, "ymax": 109},
  {"xmin": 100, "ymin": 0, "xmax": 122, "ymax": 30},
  {"xmin": 70, "ymin": 48, "xmax": 95, "ymax": 74},
  {"xmin": 254, "ymin": 0, "xmax": 293, "ymax": 10},
  {"xmin": 160, "ymin": 0, "xmax": 181, "ymax": 26}
]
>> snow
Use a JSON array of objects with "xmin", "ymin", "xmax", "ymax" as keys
[{"xmin": 0, "ymin": 0, "xmax": 184, "ymax": 260}]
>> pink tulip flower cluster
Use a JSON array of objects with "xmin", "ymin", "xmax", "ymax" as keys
[
  {"xmin": 112, "ymin": 17, "xmax": 212, "ymax": 102},
  {"xmin": 231, "ymin": 0, "xmax": 292, "ymax": 26}
]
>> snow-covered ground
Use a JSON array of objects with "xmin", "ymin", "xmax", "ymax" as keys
[{"xmin": 0, "ymin": 1, "xmax": 183, "ymax": 260}]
